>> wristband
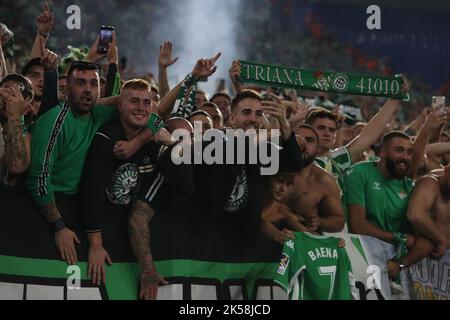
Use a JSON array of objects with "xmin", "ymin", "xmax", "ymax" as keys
[
  {"xmin": 393, "ymin": 232, "xmax": 407, "ymax": 245},
  {"xmin": 51, "ymin": 218, "xmax": 66, "ymax": 233},
  {"xmin": 185, "ymin": 73, "xmax": 199, "ymax": 86},
  {"xmin": 38, "ymin": 31, "xmax": 50, "ymax": 38},
  {"xmin": 146, "ymin": 113, "xmax": 165, "ymax": 134}
]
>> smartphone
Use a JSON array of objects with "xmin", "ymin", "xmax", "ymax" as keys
[
  {"xmin": 432, "ymin": 96, "xmax": 446, "ymax": 111},
  {"xmin": 97, "ymin": 26, "xmax": 114, "ymax": 54}
]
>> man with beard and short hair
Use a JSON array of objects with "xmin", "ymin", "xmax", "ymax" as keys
[
  {"xmin": 345, "ymin": 131, "xmax": 416, "ymax": 246},
  {"xmin": 305, "ymin": 77, "xmax": 410, "ymax": 229},
  {"xmin": 26, "ymin": 61, "xmax": 116, "ymax": 266},
  {"xmin": 260, "ymin": 124, "xmax": 345, "ymax": 244},
  {"xmin": 287, "ymin": 124, "xmax": 345, "ymax": 232},
  {"xmin": 26, "ymin": 61, "xmax": 163, "ymax": 266}
]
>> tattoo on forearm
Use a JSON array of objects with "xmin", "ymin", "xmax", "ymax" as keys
[
  {"xmin": 40, "ymin": 203, "xmax": 62, "ymax": 223},
  {"xmin": 4, "ymin": 120, "xmax": 27, "ymax": 172},
  {"xmin": 129, "ymin": 200, "xmax": 155, "ymax": 271}
]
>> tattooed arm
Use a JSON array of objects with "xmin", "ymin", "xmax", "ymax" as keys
[
  {"xmin": 0, "ymin": 86, "xmax": 30, "ymax": 175},
  {"xmin": 129, "ymin": 200, "xmax": 167, "ymax": 300},
  {"xmin": 3, "ymin": 118, "xmax": 29, "ymax": 174},
  {"xmin": 40, "ymin": 202, "xmax": 81, "ymax": 266}
]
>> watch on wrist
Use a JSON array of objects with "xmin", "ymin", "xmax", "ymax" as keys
[{"xmin": 51, "ymin": 218, "xmax": 66, "ymax": 233}]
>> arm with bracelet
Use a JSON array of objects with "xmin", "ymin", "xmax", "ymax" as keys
[
  {"xmin": 26, "ymin": 105, "xmax": 81, "ymax": 265},
  {"xmin": 29, "ymin": 3, "xmax": 54, "ymax": 60}
]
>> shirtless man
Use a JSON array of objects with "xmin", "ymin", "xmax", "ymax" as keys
[
  {"xmin": 261, "ymin": 124, "xmax": 345, "ymax": 244},
  {"xmin": 288, "ymin": 124, "xmax": 345, "ymax": 233},
  {"xmin": 388, "ymin": 167, "xmax": 450, "ymax": 277}
]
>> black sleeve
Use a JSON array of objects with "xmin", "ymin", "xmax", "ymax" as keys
[
  {"xmin": 38, "ymin": 69, "xmax": 59, "ymax": 119},
  {"xmin": 105, "ymin": 63, "xmax": 118, "ymax": 97},
  {"xmin": 78, "ymin": 132, "xmax": 114, "ymax": 233},
  {"xmin": 138, "ymin": 144, "xmax": 195, "ymax": 212},
  {"xmin": 278, "ymin": 132, "xmax": 305, "ymax": 172}
]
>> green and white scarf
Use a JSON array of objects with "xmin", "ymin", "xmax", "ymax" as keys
[
  {"xmin": 171, "ymin": 73, "xmax": 198, "ymax": 118},
  {"xmin": 239, "ymin": 60, "xmax": 408, "ymax": 100}
]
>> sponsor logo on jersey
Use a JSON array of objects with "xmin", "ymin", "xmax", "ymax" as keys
[
  {"xmin": 277, "ymin": 253, "xmax": 290, "ymax": 275},
  {"xmin": 285, "ymin": 240, "xmax": 294, "ymax": 250},
  {"xmin": 373, "ymin": 182, "xmax": 381, "ymax": 190}
]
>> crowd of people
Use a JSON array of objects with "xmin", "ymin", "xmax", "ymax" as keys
[{"xmin": 1, "ymin": 3, "xmax": 450, "ymax": 300}]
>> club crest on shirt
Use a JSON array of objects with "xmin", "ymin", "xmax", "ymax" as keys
[
  {"xmin": 106, "ymin": 163, "xmax": 140, "ymax": 205},
  {"xmin": 224, "ymin": 168, "xmax": 249, "ymax": 213},
  {"xmin": 397, "ymin": 191, "xmax": 407, "ymax": 200}
]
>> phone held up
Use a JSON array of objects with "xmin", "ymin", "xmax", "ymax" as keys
[
  {"xmin": 97, "ymin": 26, "xmax": 114, "ymax": 55},
  {"xmin": 432, "ymin": 96, "xmax": 446, "ymax": 111}
]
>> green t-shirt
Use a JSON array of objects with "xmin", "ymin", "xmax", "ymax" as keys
[
  {"xmin": 315, "ymin": 146, "xmax": 352, "ymax": 224},
  {"xmin": 345, "ymin": 161, "xmax": 414, "ymax": 233},
  {"xmin": 26, "ymin": 103, "xmax": 118, "ymax": 206},
  {"xmin": 274, "ymin": 232, "xmax": 353, "ymax": 300}
]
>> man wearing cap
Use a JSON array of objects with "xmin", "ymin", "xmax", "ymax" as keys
[{"xmin": 0, "ymin": 74, "xmax": 34, "ymax": 187}]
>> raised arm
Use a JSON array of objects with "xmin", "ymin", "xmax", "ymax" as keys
[
  {"xmin": 158, "ymin": 41, "xmax": 178, "ymax": 98},
  {"xmin": 0, "ymin": 35, "xmax": 7, "ymax": 78},
  {"xmin": 158, "ymin": 81, "xmax": 183, "ymax": 120},
  {"xmin": 29, "ymin": 3, "xmax": 54, "ymax": 60},
  {"xmin": 229, "ymin": 60, "xmax": 243, "ymax": 94},
  {"xmin": 158, "ymin": 53, "xmax": 221, "ymax": 120},
  {"xmin": 0, "ymin": 86, "xmax": 30, "ymax": 174},
  {"xmin": 347, "ymin": 76, "xmax": 409, "ymax": 163},
  {"xmin": 39, "ymin": 42, "xmax": 59, "ymax": 117},
  {"xmin": 403, "ymin": 108, "xmax": 431, "ymax": 136},
  {"xmin": 103, "ymin": 32, "xmax": 119, "ymax": 97},
  {"xmin": 409, "ymin": 109, "xmax": 447, "ymax": 178}
]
